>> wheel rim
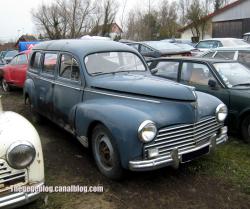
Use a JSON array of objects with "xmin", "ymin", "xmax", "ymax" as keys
[
  {"xmin": 2, "ymin": 79, "xmax": 8, "ymax": 91},
  {"xmin": 95, "ymin": 133, "xmax": 114, "ymax": 171}
]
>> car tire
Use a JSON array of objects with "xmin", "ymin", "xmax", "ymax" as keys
[
  {"xmin": 92, "ymin": 124, "xmax": 123, "ymax": 180},
  {"xmin": 26, "ymin": 97, "xmax": 43, "ymax": 124},
  {"xmin": 241, "ymin": 115, "xmax": 250, "ymax": 143},
  {"xmin": 2, "ymin": 79, "xmax": 10, "ymax": 92}
]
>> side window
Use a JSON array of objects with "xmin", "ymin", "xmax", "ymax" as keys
[
  {"xmin": 17, "ymin": 54, "xmax": 28, "ymax": 65},
  {"xmin": 59, "ymin": 54, "xmax": 80, "ymax": 81},
  {"xmin": 10, "ymin": 56, "xmax": 18, "ymax": 65},
  {"xmin": 238, "ymin": 51, "xmax": 250, "ymax": 68},
  {"xmin": 30, "ymin": 52, "xmax": 42, "ymax": 72},
  {"xmin": 202, "ymin": 52, "xmax": 216, "ymax": 58},
  {"xmin": 154, "ymin": 61, "xmax": 179, "ymax": 81},
  {"xmin": 140, "ymin": 45, "xmax": 153, "ymax": 54},
  {"xmin": 181, "ymin": 62, "xmax": 214, "ymax": 86},
  {"xmin": 130, "ymin": 44, "xmax": 139, "ymax": 51},
  {"xmin": 214, "ymin": 51, "xmax": 235, "ymax": 60},
  {"xmin": 43, "ymin": 53, "xmax": 58, "ymax": 75}
]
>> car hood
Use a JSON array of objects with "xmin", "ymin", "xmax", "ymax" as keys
[{"xmin": 89, "ymin": 73, "xmax": 196, "ymax": 101}]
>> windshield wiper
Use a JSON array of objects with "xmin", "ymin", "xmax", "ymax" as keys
[{"xmin": 233, "ymin": 83, "xmax": 250, "ymax": 87}]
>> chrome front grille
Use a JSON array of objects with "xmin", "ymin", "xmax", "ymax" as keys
[
  {"xmin": 144, "ymin": 117, "xmax": 222, "ymax": 159},
  {"xmin": 0, "ymin": 159, "xmax": 27, "ymax": 193}
]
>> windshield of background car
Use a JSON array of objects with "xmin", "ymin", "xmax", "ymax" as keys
[
  {"xmin": 213, "ymin": 62, "xmax": 250, "ymax": 88},
  {"xmin": 85, "ymin": 52, "xmax": 146, "ymax": 75},
  {"xmin": 196, "ymin": 41, "xmax": 220, "ymax": 48},
  {"xmin": 144, "ymin": 42, "xmax": 181, "ymax": 50},
  {"xmin": 5, "ymin": 51, "xmax": 18, "ymax": 58}
]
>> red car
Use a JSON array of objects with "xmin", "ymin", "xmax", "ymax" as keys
[{"xmin": 1, "ymin": 50, "xmax": 31, "ymax": 91}]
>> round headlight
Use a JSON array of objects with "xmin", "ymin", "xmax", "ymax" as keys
[
  {"xmin": 138, "ymin": 120, "xmax": 157, "ymax": 143},
  {"xmin": 7, "ymin": 141, "xmax": 36, "ymax": 169},
  {"xmin": 216, "ymin": 104, "xmax": 228, "ymax": 122}
]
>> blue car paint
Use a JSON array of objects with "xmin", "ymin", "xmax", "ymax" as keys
[{"xmin": 24, "ymin": 40, "xmax": 224, "ymax": 170}]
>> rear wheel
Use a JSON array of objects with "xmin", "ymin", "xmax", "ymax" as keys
[
  {"xmin": 2, "ymin": 79, "xmax": 10, "ymax": 92},
  {"xmin": 241, "ymin": 115, "xmax": 250, "ymax": 143},
  {"xmin": 92, "ymin": 124, "xmax": 123, "ymax": 180},
  {"xmin": 26, "ymin": 97, "xmax": 42, "ymax": 124}
]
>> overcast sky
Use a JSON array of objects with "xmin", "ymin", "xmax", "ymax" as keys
[{"xmin": 0, "ymin": 0, "xmax": 160, "ymax": 43}]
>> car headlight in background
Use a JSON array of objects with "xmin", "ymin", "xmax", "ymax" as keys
[
  {"xmin": 138, "ymin": 120, "xmax": 157, "ymax": 143},
  {"xmin": 7, "ymin": 141, "xmax": 36, "ymax": 169},
  {"xmin": 216, "ymin": 104, "xmax": 228, "ymax": 122}
]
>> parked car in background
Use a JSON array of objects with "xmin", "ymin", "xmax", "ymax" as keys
[
  {"xmin": 0, "ymin": 98, "xmax": 44, "ymax": 208},
  {"xmin": 3, "ymin": 50, "xmax": 18, "ymax": 64},
  {"xmin": 124, "ymin": 41, "xmax": 192, "ymax": 59},
  {"xmin": 161, "ymin": 38, "xmax": 196, "ymax": 47},
  {"xmin": 24, "ymin": 40, "xmax": 227, "ymax": 179},
  {"xmin": 243, "ymin": 32, "xmax": 250, "ymax": 43},
  {"xmin": 201, "ymin": 47, "xmax": 250, "ymax": 68},
  {"xmin": 193, "ymin": 38, "xmax": 250, "ymax": 56},
  {"xmin": 149, "ymin": 57, "xmax": 250, "ymax": 142},
  {"xmin": 1, "ymin": 50, "xmax": 31, "ymax": 91}
]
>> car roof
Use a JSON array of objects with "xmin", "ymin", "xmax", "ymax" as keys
[
  {"xmin": 205, "ymin": 46, "xmax": 250, "ymax": 51},
  {"xmin": 152, "ymin": 56, "xmax": 238, "ymax": 63},
  {"xmin": 32, "ymin": 39, "xmax": 137, "ymax": 56},
  {"xmin": 244, "ymin": 32, "xmax": 250, "ymax": 35},
  {"xmin": 199, "ymin": 38, "xmax": 242, "ymax": 41}
]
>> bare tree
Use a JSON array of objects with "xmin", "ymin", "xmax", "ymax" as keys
[
  {"xmin": 32, "ymin": 0, "xmax": 92, "ymax": 39},
  {"xmin": 214, "ymin": 0, "xmax": 229, "ymax": 11}
]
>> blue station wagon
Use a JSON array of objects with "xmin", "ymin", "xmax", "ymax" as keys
[{"xmin": 24, "ymin": 40, "xmax": 228, "ymax": 179}]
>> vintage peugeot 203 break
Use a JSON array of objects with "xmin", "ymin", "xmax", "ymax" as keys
[{"xmin": 24, "ymin": 40, "xmax": 228, "ymax": 179}]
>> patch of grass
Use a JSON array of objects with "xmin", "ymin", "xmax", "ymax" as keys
[{"xmin": 184, "ymin": 138, "xmax": 250, "ymax": 194}]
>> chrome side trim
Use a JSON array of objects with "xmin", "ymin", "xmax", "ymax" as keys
[
  {"xmin": 85, "ymin": 89, "xmax": 161, "ymax": 104},
  {"xmin": 54, "ymin": 82, "xmax": 81, "ymax": 91}
]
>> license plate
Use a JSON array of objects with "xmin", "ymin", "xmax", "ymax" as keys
[{"xmin": 181, "ymin": 146, "xmax": 209, "ymax": 163}]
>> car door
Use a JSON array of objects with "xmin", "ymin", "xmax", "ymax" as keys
[
  {"xmin": 5, "ymin": 56, "xmax": 18, "ymax": 82},
  {"xmin": 179, "ymin": 61, "xmax": 230, "ymax": 107},
  {"xmin": 53, "ymin": 53, "xmax": 83, "ymax": 132},
  {"xmin": 14, "ymin": 54, "xmax": 28, "ymax": 87},
  {"xmin": 36, "ymin": 52, "xmax": 58, "ymax": 119}
]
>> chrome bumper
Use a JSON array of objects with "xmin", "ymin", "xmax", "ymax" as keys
[
  {"xmin": 0, "ymin": 182, "xmax": 44, "ymax": 209},
  {"xmin": 129, "ymin": 132, "xmax": 228, "ymax": 171}
]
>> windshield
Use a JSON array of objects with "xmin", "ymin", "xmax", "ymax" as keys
[
  {"xmin": 213, "ymin": 62, "xmax": 250, "ymax": 88},
  {"xmin": 5, "ymin": 51, "xmax": 18, "ymax": 58},
  {"xmin": 144, "ymin": 41, "xmax": 181, "ymax": 50},
  {"xmin": 85, "ymin": 52, "xmax": 146, "ymax": 76}
]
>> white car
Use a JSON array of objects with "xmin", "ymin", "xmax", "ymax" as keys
[
  {"xmin": 0, "ymin": 100, "xmax": 44, "ymax": 208},
  {"xmin": 193, "ymin": 38, "xmax": 250, "ymax": 56}
]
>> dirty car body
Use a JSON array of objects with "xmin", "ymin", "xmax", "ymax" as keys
[
  {"xmin": 0, "ymin": 101, "xmax": 44, "ymax": 208},
  {"xmin": 24, "ymin": 40, "xmax": 227, "ymax": 179}
]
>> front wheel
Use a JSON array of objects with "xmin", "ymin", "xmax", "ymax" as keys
[
  {"xmin": 92, "ymin": 124, "xmax": 123, "ymax": 180},
  {"xmin": 2, "ymin": 79, "xmax": 10, "ymax": 92},
  {"xmin": 241, "ymin": 115, "xmax": 250, "ymax": 143}
]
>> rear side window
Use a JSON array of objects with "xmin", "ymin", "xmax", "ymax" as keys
[
  {"xmin": 59, "ymin": 54, "xmax": 80, "ymax": 81},
  {"xmin": 214, "ymin": 51, "xmax": 235, "ymax": 60},
  {"xmin": 43, "ymin": 53, "xmax": 58, "ymax": 75},
  {"xmin": 30, "ymin": 52, "xmax": 42, "ymax": 71},
  {"xmin": 154, "ymin": 61, "xmax": 179, "ymax": 81},
  {"xmin": 238, "ymin": 51, "xmax": 250, "ymax": 68}
]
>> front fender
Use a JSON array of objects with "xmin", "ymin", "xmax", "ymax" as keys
[{"xmin": 75, "ymin": 100, "xmax": 150, "ymax": 169}]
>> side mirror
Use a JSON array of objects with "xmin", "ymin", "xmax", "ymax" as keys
[
  {"xmin": 150, "ymin": 68, "xmax": 158, "ymax": 75},
  {"xmin": 208, "ymin": 79, "xmax": 218, "ymax": 89}
]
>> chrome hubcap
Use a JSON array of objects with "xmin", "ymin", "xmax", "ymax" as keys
[{"xmin": 2, "ymin": 80, "xmax": 8, "ymax": 91}]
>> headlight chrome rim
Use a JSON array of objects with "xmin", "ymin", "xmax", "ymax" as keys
[
  {"xmin": 7, "ymin": 141, "xmax": 36, "ymax": 169},
  {"xmin": 216, "ymin": 104, "xmax": 228, "ymax": 122},
  {"xmin": 138, "ymin": 120, "xmax": 157, "ymax": 143}
]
